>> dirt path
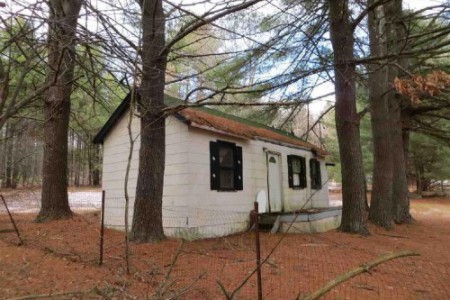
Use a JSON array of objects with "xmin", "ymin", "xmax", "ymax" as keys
[{"xmin": 1, "ymin": 198, "xmax": 449, "ymax": 299}]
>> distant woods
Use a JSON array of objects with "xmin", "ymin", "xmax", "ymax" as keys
[
  {"xmin": 0, "ymin": 3, "xmax": 124, "ymax": 190},
  {"xmin": 0, "ymin": 125, "xmax": 101, "ymax": 188},
  {"xmin": 0, "ymin": 120, "xmax": 42, "ymax": 188}
]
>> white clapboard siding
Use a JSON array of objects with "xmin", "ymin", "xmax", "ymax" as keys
[{"xmin": 101, "ymin": 109, "xmax": 329, "ymax": 239}]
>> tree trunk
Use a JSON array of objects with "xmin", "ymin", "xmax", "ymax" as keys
[
  {"xmin": 415, "ymin": 159, "xmax": 422, "ymax": 193},
  {"xmin": 4, "ymin": 123, "xmax": 14, "ymax": 188},
  {"xmin": 11, "ymin": 128, "xmax": 19, "ymax": 188},
  {"xmin": 367, "ymin": 1, "xmax": 394, "ymax": 229},
  {"xmin": 92, "ymin": 144, "xmax": 100, "ymax": 186},
  {"xmin": 31, "ymin": 136, "xmax": 40, "ymax": 187},
  {"xmin": 130, "ymin": 0, "xmax": 167, "ymax": 242},
  {"xmin": 2, "ymin": 125, "xmax": 10, "ymax": 188},
  {"xmin": 0, "ymin": 126, "xmax": 6, "ymax": 187},
  {"xmin": 391, "ymin": 103, "xmax": 411, "ymax": 223},
  {"xmin": 38, "ymin": 0, "xmax": 83, "ymax": 221},
  {"xmin": 328, "ymin": 0, "xmax": 368, "ymax": 234},
  {"xmin": 87, "ymin": 141, "xmax": 92, "ymax": 185},
  {"xmin": 386, "ymin": 0, "xmax": 412, "ymax": 224},
  {"xmin": 21, "ymin": 128, "xmax": 31, "ymax": 187},
  {"xmin": 74, "ymin": 137, "xmax": 81, "ymax": 187},
  {"xmin": 69, "ymin": 129, "xmax": 74, "ymax": 186},
  {"xmin": 422, "ymin": 179, "xmax": 430, "ymax": 192}
]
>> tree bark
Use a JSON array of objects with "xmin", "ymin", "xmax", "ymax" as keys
[
  {"xmin": 0, "ymin": 126, "xmax": 6, "ymax": 187},
  {"xmin": 328, "ymin": 0, "xmax": 368, "ymax": 234},
  {"xmin": 385, "ymin": 0, "xmax": 412, "ymax": 224},
  {"xmin": 69, "ymin": 129, "xmax": 74, "ymax": 186},
  {"xmin": 367, "ymin": 0, "xmax": 394, "ymax": 229},
  {"xmin": 92, "ymin": 144, "xmax": 101, "ymax": 186},
  {"xmin": 87, "ymin": 141, "xmax": 92, "ymax": 185},
  {"xmin": 130, "ymin": 0, "xmax": 167, "ymax": 242},
  {"xmin": 391, "ymin": 101, "xmax": 411, "ymax": 223},
  {"xmin": 3, "ymin": 122, "xmax": 12, "ymax": 188},
  {"xmin": 38, "ymin": 0, "xmax": 83, "ymax": 221},
  {"xmin": 74, "ymin": 137, "xmax": 81, "ymax": 187},
  {"xmin": 11, "ymin": 128, "xmax": 19, "ymax": 188}
]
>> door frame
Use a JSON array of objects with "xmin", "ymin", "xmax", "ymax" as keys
[{"xmin": 266, "ymin": 150, "xmax": 283, "ymax": 212}]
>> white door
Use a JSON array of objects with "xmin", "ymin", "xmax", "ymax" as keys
[{"xmin": 267, "ymin": 153, "xmax": 283, "ymax": 212}]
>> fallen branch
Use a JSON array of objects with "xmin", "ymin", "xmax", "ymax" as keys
[
  {"xmin": 299, "ymin": 250, "xmax": 420, "ymax": 300},
  {"xmin": 166, "ymin": 272, "xmax": 206, "ymax": 300},
  {"xmin": 377, "ymin": 233, "xmax": 410, "ymax": 239},
  {"xmin": 217, "ymin": 280, "xmax": 232, "ymax": 300},
  {"xmin": 44, "ymin": 247, "xmax": 81, "ymax": 262},
  {"xmin": 7, "ymin": 289, "xmax": 92, "ymax": 300},
  {"xmin": 152, "ymin": 239, "xmax": 202, "ymax": 300},
  {"xmin": 165, "ymin": 239, "xmax": 185, "ymax": 279},
  {"xmin": 353, "ymin": 283, "xmax": 377, "ymax": 292},
  {"xmin": 7, "ymin": 286, "xmax": 136, "ymax": 300}
]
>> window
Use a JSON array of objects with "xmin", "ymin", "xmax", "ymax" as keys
[
  {"xmin": 310, "ymin": 158, "xmax": 322, "ymax": 189},
  {"xmin": 210, "ymin": 140, "xmax": 243, "ymax": 191},
  {"xmin": 287, "ymin": 155, "xmax": 306, "ymax": 189}
]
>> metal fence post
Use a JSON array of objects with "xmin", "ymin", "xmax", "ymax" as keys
[
  {"xmin": 0, "ymin": 194, "xmax": 23, "ymax": 245},
  {"xmin": 253, "ymin": 201, "xmax": 263, "ymax": 300},
  {"xmin": 99, "ymin": 190, "xmax": 105, "ymax": 266}
]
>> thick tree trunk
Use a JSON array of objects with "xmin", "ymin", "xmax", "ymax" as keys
[
  {"xmin": 130, "ymin": 0, "xmax": 167, "ymax": 242},
  {"xmin": 391, "ymin": 108, "xmax": 411, "ymax": 223},
  {"xmin": 367, "ymin": 1, "xmax": 394, "ymax": 229},
  {"xmin": 328, "ymin": 0, "xmax": 368, "ymax": 234},
  {"xmin": 386, "ymin": 0, "xmax": 412, "ymax": 224},
  {"xmin": 38, "ymin": 0, "xmax": 83, "ymax": 221}
]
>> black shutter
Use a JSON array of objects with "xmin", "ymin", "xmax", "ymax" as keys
[
  {"xmin": 287, "ymin": 155, "xmax": 294, "ymax": 188},
  {"xmin": 234, "ymin": 146, "xmax": 243, "ymax": 190},
  {"xmin": 310, "ymin": 158, "xmax": 316, "ymax": 189},
  {"xmin": 300, "ymin": 156, "xmax": 307, "ymax": 188},
  {"xmin": 210, "ymin": 141, "xmax": 220, "ymax": 190},
  {"xmin": 315, "ymin": 160, "xmax": 322, "ymax": 188}
]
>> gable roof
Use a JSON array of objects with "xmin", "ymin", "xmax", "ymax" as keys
[{"xmin": 93, "ymin": 92, "xmax": 328, "ymax": 156}]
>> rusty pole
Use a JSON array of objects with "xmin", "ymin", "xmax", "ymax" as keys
[
  {"xmin": 99, "ymin": 190, "xmax": 105, "ymax": 266},
  {"xmin": 0, "ymin": 194, "xmax": 23, "ymax": 245},
  {"xmin": 253, "ymin": 201, "xmax": 263, "ymax": 300}
]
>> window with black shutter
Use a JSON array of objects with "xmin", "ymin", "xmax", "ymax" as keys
[
  {"xmin": 287, "ymin": 155, "xmax": 306, "ymax": 189},
  {"xmin": 210, "ymin": 140, "xmax": 243, "ymax": 191},
  {"xmin": 310, "ymin": 158, "xmax": 322, "ymax": 189}
]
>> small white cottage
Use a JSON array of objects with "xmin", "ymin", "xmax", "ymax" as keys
[{"xmin": 94, "ymin": 93, "xmax": 337, "ymax": 239}]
